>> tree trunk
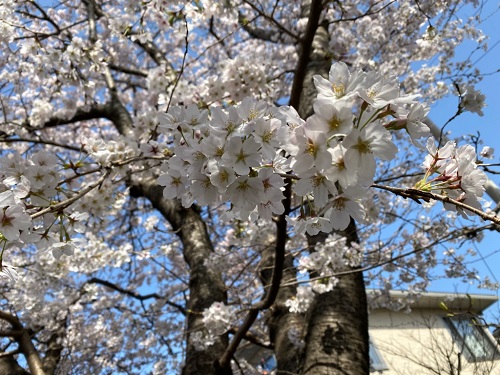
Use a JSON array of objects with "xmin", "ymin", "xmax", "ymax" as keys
[
  {"xmin": 301, "ymin": 272, "xmax": 368, "ymax": 375},
  {"xmin": 0, "ymin": 356, "xmax": 29, "ymax": 375},
  {"xmin": 287, "ymin": 0, "xmax": 370, "ymax": 372},
  {"xmin": 130, "ymin": 180, "xmax": 229, "ymax": 375},
  {"xmin": 42, "ymin": 332, "xmax": 64, "ymax": 375},
  {"xmin": 259, "ymin": 238, "xmax": 306, "ymax": 374},
  {"xmin": 301, "ymin": 223, "xmax": 369, "ymax": 375}
]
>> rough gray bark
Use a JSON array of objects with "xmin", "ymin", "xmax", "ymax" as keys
[
  {"xmin": 18, "ymin": 330, "xmax": 46, "ymax": 375},
  {"xmin": 92, "ymin": 15, "xmax": 230, "ymax": 368},
  {"xmin": 302, "ymin": 222, "xmax": 369, "ymax": 375},
  {"xmin": 0, "ymin": 355, "xmax": 29, "ymax": 375},
  {"xmin": 287, "ymin": 0, "xmax": 370, "ymax": 373},
  {"xmin": 130, "ymin": 180, "xmax": 229, "ymax": 375},
  {"xmin": 0, "ymin": 312, "xmax": 46, "ymax": 375},
  {"xmin": 258, "ymin": 237, "xmax": 305, "ymax": 374},
  {"xmin": 41, "ymin": 332, "xmax": 64, "ymax": 375},
  {"xmin": 301, "ymin": 271, "xmax": 368, "ymax": 375}
]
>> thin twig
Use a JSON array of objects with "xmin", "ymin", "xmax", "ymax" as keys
[{"xmin": 372, "ymin": 184, "xmax": 500, "ymax": 225}]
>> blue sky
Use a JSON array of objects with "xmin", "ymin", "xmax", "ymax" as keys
[{"xmin": 426, "ymin": 1, "xmax": 500, "ymax": 321}]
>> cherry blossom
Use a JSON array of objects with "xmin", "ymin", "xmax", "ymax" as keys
[
  {"xmin": 285, "ymin": 285, "xmax": 315, "ymax": 313},
  {"xmin": 0, "ymin": 263, "xmax": 18, "ymax": 282},
  {"xmin": 220, "ymin": 136, "xmax": 262, "ymax": 176},
  {"xmin": 459, "ymin": 83, "xmax": 486, "ymax": 116},
  {"xmin": 313, "ymin": 61, "xmax": 365, "ymax": 100},
  {"xmin": 0, "ymin": 1, "xmax": 496, "ymax": 374},
  {"xmin": 343, "ymin": 124, "xmax": 398, "ymax": 184},
  {"xmin": 157, "ymin": 167, "xmax": 190, "ymax": 200},
  {"xmin": 0, "ymin": 192, "xmax": 31, "ymax": 241},
  {"xmin": 480, "ymin": 146, "xmax": 494, "ymax": 159},
  {"xmin": 202, "ymin": 302, "xmax": 236, "ymax": 336}
]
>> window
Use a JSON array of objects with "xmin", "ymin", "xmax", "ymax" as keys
[
  {"xmin": 258, "ymin": 354, "xmax": 276, "ymax": 373},
  {"xmin": 444, "ymin": 315, "xmax": 499, "ymax": 362},
  {"xmin": 370, "ymin": 339, "xmax": 389, "ymax": 372}
]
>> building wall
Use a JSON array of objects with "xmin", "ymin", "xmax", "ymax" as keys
[{"xmin": 369, "ymin": 308, "xmax": 500, "ymax": 375}]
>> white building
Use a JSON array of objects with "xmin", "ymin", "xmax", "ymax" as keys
[
  {"xmin": 238, "ymin": 291, "xmax": 500, "ymax": 374},
  {"xmin": 369, "ymin": 291, "xmax": 500, "ymax": 374}
]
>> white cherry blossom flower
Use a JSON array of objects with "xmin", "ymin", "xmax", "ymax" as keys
[
  {"xmin": 181, "ymin": 190, "xmax": 195, "ymax": 209},
  {"xmin": 198, "ymin": 135, "xmax": 226, "ymax": 161},
  {"xmin": 405, "ymin": 103, "xmax": 430, "ymax": 146},
  {"xmin": 480, "ymin": 146, "xmax": 494, "ymax": 159},
  {"xmin": 278, "ymin": 105, "xmax": 305, "ymax": 129},
  {"xmin": 255, "ymin": 169, "xmax": 286, "ymax": 219},
  {"xmin": 181, "ymin": 145, "xmax": 209, "ymax": 176},
  {"xmin": 343, "ymin": 124, "xmax": 398, "ymax": 185},
  {"xmin": 225, "ymin": 176, "xmax": 264, "ymax": 217},
  {"xmin": 157, "ymin": 169, "xmax": 189, "ymax": 199},
  {"xmin": 287, "ymin": 215, "xmax": 333, "ymax": 236},
  {"xmin": 308, "ymin": 98, "xmax": 354, "ymax": 137},
  {"xmin": 221, "ymin": 136, "xmax": 261, "ymax": 175},
  {"xmin": 460, "ymin": 167, "xmax": 487, "ymax": 198},
  {"xmin": 236, "ymin": 97, "xmax": 267, "ymax": 123},
  {"xmin": 202, "ymin": 302, "xmax": 235, "ymax": 335},
  {"xmin": 459, "ymin": 84, "xmax": 486, "ymax": 116},
  {"xmin": 423, "ymin": 138, "xmax": 455, "ymax": 173},
  {"xmin": 0, "ymin": 263, "xmax": 18, "ymax": 282},
  {"xmin": 325, "ymin": 191, "xmax": 366, "ymax": 231},
  {"xmin": 358, "ymin": 72, "xmax": 418, "ymax": 109},
  {"xmin": 285, "ymin": 285, "xmax": 314, "ymax": 313},
  {"xmin": 31, "ymin": 151, "xmax": 58, "ymax": 170},
  {"xmin": 209, "ymin": 106, "xmax": 244, "ymax": 139},
  {"xmin": 51, "ymin": 241, "xmax": 76, "ymax": 259},
  {"xmin": 0, "ymin": 191, "xmax": 17, "ymax": 208},
  {"xmin": 253, "ymin": 117, "xmax": 288, "ymax": 160},
  {"xmin": 183, "ymin": 103, "xmax": 208, "ymax": 131},
  {"xmin": 0, "ymin": 193, "xmax": 31, "ymax": 241},
  {"xmin": 13, "ymin": 176, "xmax": 30, "ymax": 199},
  {"xmin": 208, "ymin": 161, "xmax": 236, "ymax": 192},
  {"xmin": 26, "ymin": 165, "xmax": 57, "ymax": 190},
  {"xmin": 324, "ymin": 145, "xmax": 358, "ymax": 188},
  {"xmin": 313, "ymin": 61, "xmax": 365, "ymax": 100},
  {"xmin": 0, "ymin": 153, "xmax": 27, "ymax": 184},
  {"xmin": 291, "ymin": 128, "xmax": 332, "ymax": 174},
  {"xmin": 387, "ymin": 103, "xmax": 431, "ymax": 148},
  {"xmin": 190, "ymin": 172, "xmax": 219, "ymax": 206},
  {"xmin": 294, "ymin": 170, "xmax": 337, "ymax": 207},
  {"xmin": 140, "ymin": 140, "xmax": 164, "ymax": 157},
  {"xmin": 157, "ymin": 106, "xmax": 186, "ymax": 132},
  {"xmin": 65, "ymin": 212, "xmax": 89, "ymax": 234}
]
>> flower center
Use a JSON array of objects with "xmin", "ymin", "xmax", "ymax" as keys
[
  {"xmin": 328, "ymin": 115, "xmax": 341, "ymax": 132},
  {"xmin": 354, "ymin": 138, "xmax": 372, "ymax": 154},
  {"xmin": 332, "ymin": 83, "xmax": 345, "ymax": 98},
  {"xmin": 306, "ymin": 139, "xmax": 318, "ymax": 157}
]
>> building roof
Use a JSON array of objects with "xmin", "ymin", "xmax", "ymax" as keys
[{"xmin": 369, "ymin": 290, "xmax": 498, "ymax": 315}]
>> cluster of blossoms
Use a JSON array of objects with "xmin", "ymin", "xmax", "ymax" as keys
[
  {"xmin": 81, "ymin": 135, "xmax": 138, "ymax": 166},
  {"xmin": 458, "ymin": 83, "xmax": 486, "ymax": 117},
  {"xmin": 204, "ymin": 56, "xmax": 269, "ymax": 102},
  {"xmin": 416, "ymin": 138, "xmax": 488, "ymax": 217},
  {"xmin": 155, "ymin": 62, "xmax": 450, "ymax": 235},
  {"xmin": 153, "ymin": 62, "xmax": 490, "ymax": 322},
  {"xmin": 285, "ymin": 235, "xmax": 363, "ymax": 313},
  {"xmin": 202, "ymin": 301, "xmax": 236, "ymax": 336},
  {"xmin": 0, "ymin": 151, "xmax": 91, "ymax": 272},
  {"xmin": 285, "ymin": 285, "xmax": 316, "ymax": 314},
  {"xmin": 196, "ymin": 301, "xmax": 235, "ymax": 350},
  {"xmin": 0, "ymin": 133, "xmax": 154, "ymax": 279}
]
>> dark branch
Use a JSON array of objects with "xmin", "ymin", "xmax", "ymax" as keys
[
  {"xmin": 289, "ymin": 0, "xmax": 324, "ymax": 109},
  {"xmin": 372, "ymin": 184, "xmax": 500, "ymax": 225},
  {"xmin": 88, "ymin": 277, "xmax": 186, "ymax": 315}
]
